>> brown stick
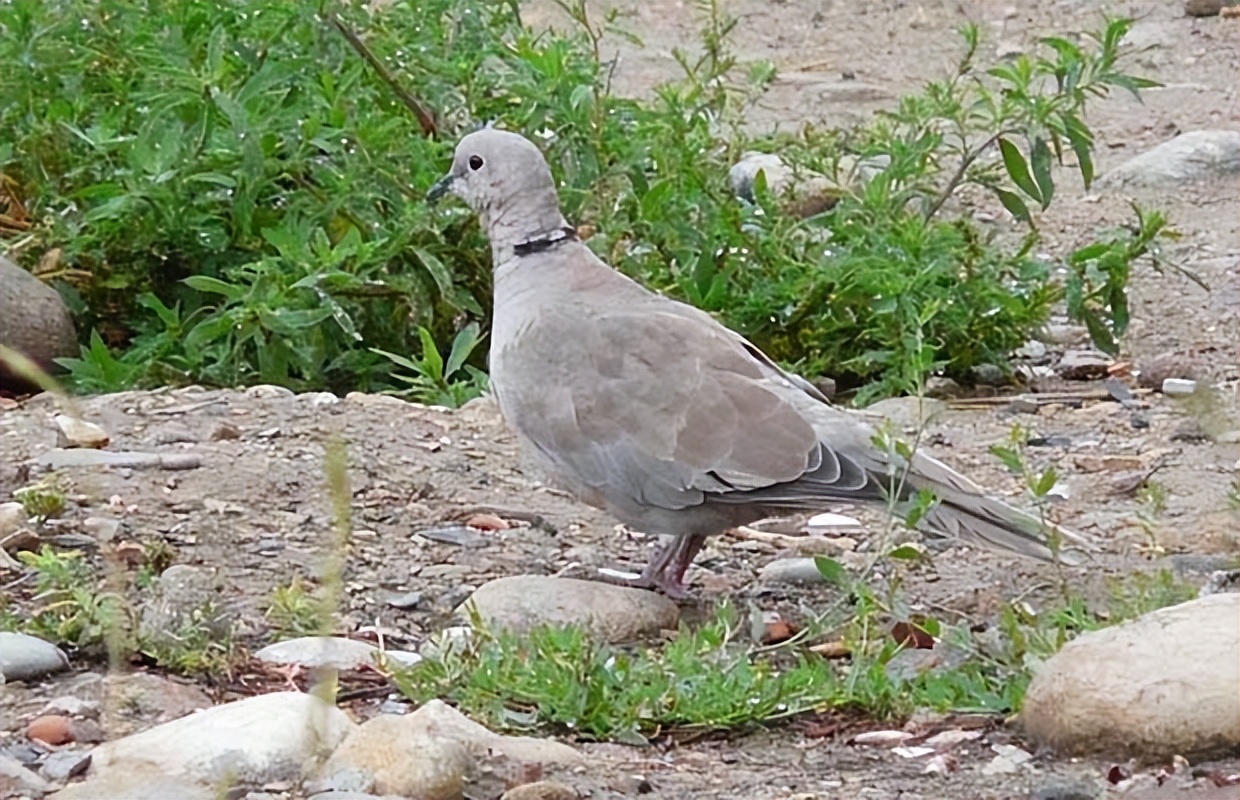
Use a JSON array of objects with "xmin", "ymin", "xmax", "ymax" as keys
[{"xmin": 329, "ymin": 14, "xmax": 438, "ymax": 137}]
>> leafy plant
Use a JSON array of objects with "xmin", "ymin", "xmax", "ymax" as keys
[
  {"xmin": 264, "ymin": 576, "xmax": 326, "ymax": 640},
  {"xmin": 373, "ymin": 322, "xmax": 488, "ymax": 408},
  {"xmin": 3, "ymin": 1, "xmax": 1164, "ymax": 399},
  {"xmin": 14, "ymin": 547, "xmax": 126, "ymax": 650}
]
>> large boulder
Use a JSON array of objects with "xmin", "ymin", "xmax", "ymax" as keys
[
  {"xmin": 0, "ymin": 254, "xmax": 77, "ymax": 391},
  {"xmin": 1020, "ymin": 593, "xmax": 1240, "ymax": 759}
]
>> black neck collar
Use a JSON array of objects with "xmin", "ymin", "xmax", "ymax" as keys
[{"xmin": 513, "ymin": 226, "xmax": 578, "ymax": 256}]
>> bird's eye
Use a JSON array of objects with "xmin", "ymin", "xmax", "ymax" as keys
[{"xmin": 468, "ymin": 155, "xmax": 484, "ymax": 171}]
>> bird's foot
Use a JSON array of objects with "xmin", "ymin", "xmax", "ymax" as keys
[{"xmin": 584, "ymin": 566, "xmax": 693, "ymax": 601}]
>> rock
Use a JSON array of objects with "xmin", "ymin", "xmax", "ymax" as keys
[
  {"xmin": 0, "ymin": 753, "xmax": 52, "ymax": 798},
  {"xmin": 1056, "ymin": 349, "xmax": 1111, "ymax": 380},
  {"xmin": 88, "ymin": 692, "xmax": 356, "ymax": 784},
  {"xmin": 758, "ymin": 557, "xmax": 832, "ymax": 585},
  {"xmin": 1020, "ymin": 593, "xmax": 1240, "ymax": 758},
  {"xmin": 53, "ymin": 415, "xmax": 110, "ymax": 449},
  {"xmin": 48, "ymin": 770, "xmax": 214, "ymax": 800},
  {"xmin": 0, "ymin": 632, "xmax": 70, "ymax": 681},
  {"xmin": 970, "ymin": 363, "xmax": 1006, "ymax": 386},
  {"xmin": 458, "ymin": 576, "xmax": 678, "ymax": 643},
  {"xmin": 245, "ymin": 384, "xmax": 294, "ymax": 399},
  {"xmin": 859, "ymin": 396, "xmax": 947, "ymax": 430},
  {"xmin": 100, "ymin": 672, "xmax": 214, "ymax": 730},
  {"xmin": 26, "ymin": 715, "xmax": 74, "ymax": 745},
  {"xmin": 0, "ymin": 501, "xmax": 29, "ymax": 539},
  {"xmin": 0, "ymin": 255, "xmax": 78, "ymax": 393},
  {"xmin": 137, "ymin": 565, "xmax": 230, "ymax": 648},
  {"xmin": 1185, "ymin": 0, "xmax": 1240, "ymax": 17},
  {"xmin": 35, "ymin": 449, "xmax": 202, "ymax": 470},
  {"xmin": 254, "ymin": 637, "xmax": 422, "ymax": 671},
  {"xmin": 1162, "ymin": 378, "xmax": 1198, "ymax": 396},
  {"xmin": 1005, "ymin": 396, "xmax": 1040, "ymax": 415},
  {"xmin": 1137, "ymin": 352, "xmax": 1195, "ymax": 388},
  {"xmin": 923, "ymin": 376, "xmax": 962, "ymax": 399},
  {"xmin": 1097, "ymin": 130, "xmax": 1240, "ymax": 188},
  {"xmin": 501, "ymin": 782, "xmax": 579, "ymax": 800},
  {"xmin": 40, "ymin": 750, "xmax": 92, "ymax": 782},
  {"xmin": 321, "ymin": 700, "xmax": 581, "ymax": 799},
  {"xmin": 1027, "ymin": 779, "xmax": 1099, "ymax": 800}
]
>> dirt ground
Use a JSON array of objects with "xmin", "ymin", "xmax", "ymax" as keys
[{"xmin": 2, "ymin": 1, "xmax": 1238, "ymax": 798}]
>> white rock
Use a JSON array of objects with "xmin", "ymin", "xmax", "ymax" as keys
[
  {"xmin": 1161, "ymin": 378, "xmax": 1198, "ymax": 396},
  {"xmin": 54, "ymin": 414, "xmax": 110, "ymax": 449},
  {"xmin": 458, "ymin": 576, "xmax": 678, "ymax": 643},
  {"xmin": 1020, "ymin": 593, "xmax": 1240, "ymax": 758},
  {"xmin": 255, "ymin": 637, "xmax": 421, "ymax": 671},
  {"xmin": 245, "ymin": 384, "xmax": 294, "ymax": 399},
  {"xmin": 0, "ymin": 631, "xmax": 70, "ymax": 681},
  {"xmin": 88, "ymin": 692, "xmax": 356, "ymax": 785},
  {"xmin": 1098, "ymin": 130, "xmax": 1240, "ymax": 188},
  {"xmin": 321, "ymin": 700, "xmax": 581, "ymax": 798},
  {"xmin": 48, "ymin": 770, "xmax": 214, "ymax": 799},
  {"xmin": 759, "ymin": 557, "xmax": 832, "ymax": 585},
  {"xmin": 806, "ymin": 512, "xmax": 864, "ymax": 532}
]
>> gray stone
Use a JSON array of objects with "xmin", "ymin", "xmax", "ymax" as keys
[
  {"xmin": 137, "ymin": 565, "xmax": 230, "ymax": 648},
  {"xmin": 1185, "ymin": 0, "xmax": 1240, "ymax": 17},
  {"xmin": 40, "ymin": 750, "xmax": 92, "ymax": 782},
  {"xmin": 0, "ymin": 631, "xmax": 70, "ymax": 681},
  {"xmin": 88, "ymin": 691, "xmax": 356, "ymax": 785},
  {"xmin": 1028, "ymin": 778, "xmax": 1101, "ymax": 800},
  {"xmin": 254, "ymin": 637, "xmax": 422, "ymax": 671},
  {"xmin": 1021, "ymin": 593, "xmax": 1240, "ymax": 758},
  {"xmin": 35, "ymin": 449, "xmax": 202, "ymax": 470},
  {"xmin": 458, "ymin": 576, "xmax": 678, "ymax": 643},
  {"xmin": 0, "ymin": 255, "xmax": 78, "ymax": 393},
  {"xmin": 0, "ymin": 753, "xmax": 52, "ymax": 797},
  {"xmin": 1056, "ymin": 350, "xmax": 1111, "ymax": 380},
  {"xmin": 1098, "ymin": 130, "xmax": 1240, "ymax": 189}
]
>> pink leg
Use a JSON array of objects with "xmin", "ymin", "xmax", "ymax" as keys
[{"xmin": 591, "ymin": 534, "xmax": 709, "ymax": 599}]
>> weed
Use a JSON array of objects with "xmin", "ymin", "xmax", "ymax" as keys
[
  {"xmin": 14, "ymin": 477, "xmax": 68, "ymax": 521},
  {"xmin": 16, "ymin": 546, "xmax": 126, "ymax": 650},
  {"xmin": 264, "ymin": 576, "xmax": 327, "ymax": 641},
  {"xmin": 373, "ymin": 322, "xmax": 488, "ymax": 408},
  {"xmin": 138, "ymin": 602, "xmax": 237, "ymax": 677}
]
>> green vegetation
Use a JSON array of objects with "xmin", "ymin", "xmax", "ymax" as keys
[
  {"xmin": 395, "ymin": 566, "xmax": 1196, "ymax": 740},
  {"xmin": 2, "ymin": 0, "xmax": 1161, "ymax": 401}
]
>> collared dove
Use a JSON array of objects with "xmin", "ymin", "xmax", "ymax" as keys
[{"xmin": 429, "ymin": 129, "xmax": 1092, "ymax": 597}]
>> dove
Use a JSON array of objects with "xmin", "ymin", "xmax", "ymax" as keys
[{"xmin": 428, "ymin": 129, "xmax": 1092, "ymax": 598}]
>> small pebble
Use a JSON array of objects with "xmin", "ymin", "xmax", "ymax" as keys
[
  {"xmin": 26, "ymin": 714, "xmax": 74, "ymax": 745},
  {"xmin": 1161, "ymin": 378, "xmax": 1197, "ymax": 396}
]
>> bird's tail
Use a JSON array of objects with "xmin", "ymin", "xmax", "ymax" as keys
[{"xmin": 903, "ymin": 451, "xmax": 1096, "ymax": 564}]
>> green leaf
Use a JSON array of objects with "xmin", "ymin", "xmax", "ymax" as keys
[
  {"xmin": 1030, "ymin": 137, "xmax": 1054, "ymax": 209},
  {"xmin": 1081, "ymin": 309, "xmax": 1118, "ymax": 356},
  {"xmin": 411, "ymin": 247, "xmax": 454, "ymax": 298},
  {"xmin": 888, "ymin": 543, "xmax": 928, "ymax": 561},
  {"xmin": 1062, "ymin": 114, "xmax": 1095, "ymax": 188},
  {"xmin": 998, "ymin": 138, "xmax": 1042, "ymax": 205},
  {"xmin": 445, "ymin": 323, "xmax": 483, "ymax": 379},
  {"xmin": 989, "ymin": 444, "xmax": 1023, "ymax": 474},
  {"xmin": 1033, "ymin": 466, "xmax": 1059, "ymax": 498},
  {"xmin": 184, "ymin": 275, "xmax": 246, "ymax": 302},
  {"xmin": 813, "ymin": 557, "xmax": 847, "ymax": 586},
  {"xmin": 994, "ymin": 188, "xmax": 1032, "ymax": 224},
  {"xmin": 416, "ymin": 327, "xmax": 444, "ymax": 382}
]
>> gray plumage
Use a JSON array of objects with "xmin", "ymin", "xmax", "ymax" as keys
[{"xmin": 431, "ymin": 129, "xmax": 1092, "ymax": 596}]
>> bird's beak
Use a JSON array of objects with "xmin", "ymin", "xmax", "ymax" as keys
[{"xmin": 426, "ymin": 173, "xmax": 456, "ymax": 204}]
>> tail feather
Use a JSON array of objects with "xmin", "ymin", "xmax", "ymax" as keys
[{"xmin": 906, "ymin": 452, "xmax": 1096, "ymax": 564}]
